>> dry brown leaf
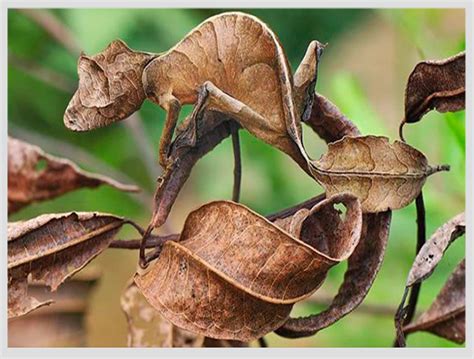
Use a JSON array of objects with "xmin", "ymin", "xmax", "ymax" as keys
[
  {"xmin": 135, "ymin": 194, "xmax": 362, "ymax": 341},
  {"xmin": 276, "ymin": 211, "xmax": 391, "ymax": 337},
  {"xmin": 276, "ymin": 88, "xmax": 394, "ymax": 338},
  {"xmin": 121, "ymin": 281, "xmax": 204, "ymax": 347},
  {"xmin": 8, "ymin": 212, "xmax": 125, "ymax": 318},
  {"xmin": 406, "ymin": 213, "xmax": 465, "ymax": 287},
  {"xmin": 303, "ymin": 93, "xmax": 361, "ymax": 143},
  {"xmin": 404, "ymin": 259, "xmax": 465, "ymax": 344},
  {"xmin": 8, "ymin": 137, "xmax": 138, "ymax": 214},
  {"xmin": 64, "ymin": 40, "xmax": 156, "ymax": 131},
  {"xmin": 309, "ymin": 135, "xmax": 448, "ymax": 213},
  {"xmin": 403, "ymin": 52, "xmax": 465, "ymax": 125}
]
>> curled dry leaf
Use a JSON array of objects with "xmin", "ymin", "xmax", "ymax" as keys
[
  {"xmin": 403, "ymin": 52, "xmax": 465, "ymax": 126},
  {"xmin": 406, "ymin": 213, "xmax": 465, "ymax": 287},
  {"xmin": 135, "ymin": 194, "xmax": 362, "ymax": 341},
  {"xmin": 404, "ymin": 259, "xmax": 465, "ymax": 344},
  {"xmin": 121, "ymin": 281, "xmax": 204, "ymax": 347},
  {"xmin": 8, "ymin": 137, "xmax": 138, "ymax": 214},
  {"xmin": 309, "ymin": 135, "xmax": 448, "ymax": 213},
  {"xmin": 64, "ymin": 40, "xmax": 156, "ymax": 131},
  {"xmin": 303, "ymin": 93, "xmax": 361, "ymax": 143},
  {"xmin": 275, "ymin": 94, "xmax": 393, "ymax": 338},
  {"xmin": 276, "ymin": 211, "xmax": 391, "ymax": 337},
  {"xmin": 8, "ymin": 212, "xmax": 125, "ymax": 318}
]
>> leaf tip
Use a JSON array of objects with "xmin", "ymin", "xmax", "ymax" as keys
[{"xmin": 428, "ymin": 164, "xmax": 450, "ymax": 176}]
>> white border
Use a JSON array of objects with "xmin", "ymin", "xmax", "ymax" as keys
[{"xmin": 1, "ymin": 1, "xmax": 472, "ymax": 358}]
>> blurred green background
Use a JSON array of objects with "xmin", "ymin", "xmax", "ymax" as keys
[{"xmin": 8, "ymin": 8, "xmax": 465, "ymax": 347}]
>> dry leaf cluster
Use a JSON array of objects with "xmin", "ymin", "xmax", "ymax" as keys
[{"xmin": 8, "ymin": 11, "xmax": 465, "ymax": 347}]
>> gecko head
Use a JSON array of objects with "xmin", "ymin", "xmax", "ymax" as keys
[{"xmin": 64, "ymin": 40, "xmax": 158, "ymax": 131}]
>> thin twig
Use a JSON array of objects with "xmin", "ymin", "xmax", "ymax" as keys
[
  {"xmin": 110, "ymin": 234, "xmax": 178, "ymax": 249},
  {"xmin": 231, "ymin": 129, "xmax": 241, "ymax": 202},
  {"xmin": 392, "ymin": 193, "xmax": 426, "ymax": 348},
  {"xmin": 394, "ymin": 288, "xmax": 410, "ymax": 347},
  {"xmin": 404, "ymin": 193, "xmax": 426, "ymax": 324},
  {"xmin": 139, "ymin": 225, "xmax": 154, "ymax": 268},
  {"xmin": 266, "ymin": 193, "xmax": 326, "ymax": 221},
  {"xmin": 399, "ymin": 119, "xmax": 407, "ymax": 142},
  {"xmin": 145, "ymin": 245, "xmax": 165, "ymax": 263}
]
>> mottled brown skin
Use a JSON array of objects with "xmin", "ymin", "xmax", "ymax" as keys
[
  {"xmin": 148, "ymin": 112, "xmax": 239, "ymax": 229},
  {"xmin": 64, "ymin": 40, "xmax": 155, "ymax": 131},
  {"xmin": 143, "ymin": 13, "xmax": 320, "ymax": 173},
  {"xmin": 142, "ymin": 12, "xmax": 323, "ymax": 171},
  {"xmin": 64, "ymin": 12, "xmax": 323, "ymax": 175}
]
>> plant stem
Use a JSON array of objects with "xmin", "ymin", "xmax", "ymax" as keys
[
  {"xmin": 393, "ymin": 191, "xmax": 426, "ymax": 347},
  {"xmin": 110, "ymin": 234, "xmax": 178, "ymax": 249},
  {"xmin": 394, "ymin": 287, "xmax": 409, "ymax": 347},
  {"xmin": 258, "ymin": 337, "xmax": 268, "ymax": 347},
  {"xmin": 231, "ymin": 129, "xmax": 241, "ymax": 203},
  {"xmin": 404, "ymin": 192, "xmax": 426, "ymax": 324},
  {"xmin": 266, "ymin": 193, "xmax": 326, "ymax": 221}
]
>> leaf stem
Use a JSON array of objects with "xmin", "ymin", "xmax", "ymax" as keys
[
  {"xmin": 231, "ymin": 129, "xmax": 241, "ymax": 203},
  {"xmin": 427, "ymin": 164, "xmax": 450, "ymax": 176}
]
